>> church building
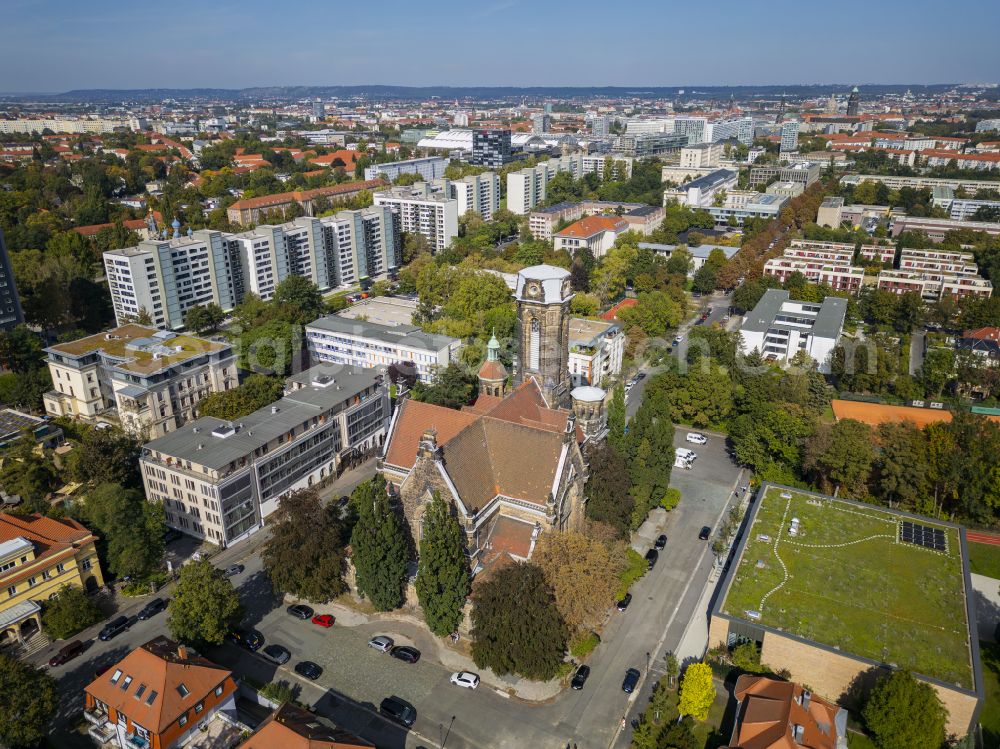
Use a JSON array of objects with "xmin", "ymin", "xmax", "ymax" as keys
[{"xmin": 378, "ymin": 265, "xmax": 607, "ymax": 574}]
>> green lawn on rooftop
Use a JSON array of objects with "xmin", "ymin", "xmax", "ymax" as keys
[{"xmin": 722, "ymin": 487, "xmax": 972, "ymax": 688}]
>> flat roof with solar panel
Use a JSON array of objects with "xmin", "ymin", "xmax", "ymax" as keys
[{"xmin": 716, "ymin": 484, "xmax": 976, "ymax": 690}]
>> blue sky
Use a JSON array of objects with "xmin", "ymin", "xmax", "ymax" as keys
[{"xmin": 2, "ymin": 0, "xmax": 998, "ymax": 91}]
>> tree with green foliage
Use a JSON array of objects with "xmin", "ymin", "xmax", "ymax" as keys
[
  {"xmin": 0, "ymin": 653, "xmax": 57, "ymax": 748},
  {"xmin": 669, "ymin": 367, "xmax": 733, "ymax": 428},
  {"xmin": 272, "ymin": 275, "xmax": 325, "ymax": 324},
  {"xmin": 167, "ymin": 559, "xmax": 243, "ymax": 646},
  {"xmin": 0, "ymin": 325, "xmax": 45, "ymax": 374},
  {"xmin": 607, "ymin": 385, "xmax": 626, "ymax": 453},
  {"xmin": 350, "ymin": 475, "xmax": 409, "ymax": 611},
  {"xmin": 470, "ymin": 562, "xmax": 568, "ymax": 680},
  {"xmin": 84, "ymin": 483, "xmax": 165, "ymax": 580},
  {"xmin": 69, "ymin": 426, "xmax": 142, "ymax": 489},
  {"xmin": 803, "ymin": 418, "xmax": 875, "ymax": 496},
  {"xmin": 0, "ymin": 440, "xmax": 59, "ymax": 513},
  {"xmin": 730, "ymin": 642, "xmax": 763, "ymax": 673},
  {"xmin": 410, "ymin": 362, "xmax": 477, "ymax": 409},
  {"xmin": 184, "ymin": 302, "xmax": 226, "ymax": 334},
  {"xmin": 618, "ymin": 290, "xmax": 684, "ymax": 339},
  {"xmin": 197, "ymin": 374, "xmax": 284, "ymax": 420},
  {"xmin": 584, "ymin": 443, "xmax": 634, "ymax": 537},
  {"xmin": 416, "ymin": 491, "xmax": 470, "ymax": 635},
  {"xmin": 262, "ymin": 489, "xmax": 346, "ymax": 602},
  {"xmin": 729, "ymin": 404, "xmax": 812, "ymax": 481},
  {"xmin": 41, "ymin": 584, "xmax": 102, "ymax": 640},
  {"xmin": 677, "ymin": 662, "xmax": 715, "ymax": 721},
  {"xmin": 863, "ymin": 670, "xmax": 947, "ymax": 749},
  {"xmin": 876, "ymin": 422, "xmax": 930, "ymax": 512}
]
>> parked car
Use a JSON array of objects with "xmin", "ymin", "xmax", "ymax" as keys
[
  {"xmin": 368, "ymin": 635, "xmax": 394, "ymax": 652},
  {"xmin": 49, "ymin": 640, "xmax": 85, "ymax": 667},
  {"xmin": 294, "ymin": 661, "xmax": 323, "ymax": 680},
  {"xmin": 622, "ymin": 668, "xmax": 641, "ymax": 693},
  {"xmin": 286, "ymin": 604, "xmax": 314, "ymax": 620},
  {"xmin": 390, "ymin": 645, "xmax": 421, "ymax": 663},
  {"xmin": 223, "ymin": 564, "xmax": 244, "ymax": 577},
  {"xmin": 449, "ymin": 671, "xmax": 480, "ymax": 689},
  {"xmin": 379, "ymin": 696, "xmax": 416, "ymax": 727},
  {"xmin": 645, "ymin": 548, "xmax": 658, "ymax": 569},
  {"xmin": 262, "ymin": 644, "xmax": 291, "ymax": 665},
  {"xmin": 686, "ymin": 432, "xmax": 707, "ymax": 445},
  {"xmin": 571, "ymin": 665, "xmax": 591, "ymax": 690},
  {"xmin": 311, "ymin": 614, "xmax": 335, "ymax": 628},
  {"xmin": 675, "ymin": 447, "xmax": 697, "ymax": 461},
  {"xmin": 654, "ymin": 534, "xmax": 667, "ymax": 551},
  {"xmin": 137, "ymin": 597, "xmax": 167, "ymax": 621},
  {"xmin": 616, "ymin": 593, "xmax": 632, "ymax": 612},
  {"xmin": 635, "ymin": 372, "xmax": 646, "ymax": 381},
  {"xmin": 98, "ymin": 616, "xmax": 129, "ymax": 642},
  {"xmin": 699, "ymin": 526, "xmax": 712, "ymax": 541},
  {"xmin": 227, "ymin": 629, "xmax": 264, "ymax": 651}
]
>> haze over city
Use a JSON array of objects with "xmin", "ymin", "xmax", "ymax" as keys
[{"xmin": 2, "ymin": 0, "xmax": 999, "ymax": 91}]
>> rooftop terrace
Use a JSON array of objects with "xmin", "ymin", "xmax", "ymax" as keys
[
  {"xmin": 720, "ymin": 485, "xmax": 974, "ymax": 688},
  {"xmin": 46, "ymin": 325, "xmax": 229, "ymax": 375}
]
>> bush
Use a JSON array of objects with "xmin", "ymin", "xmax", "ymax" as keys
[
  {"xmin": 259, "ymin": 680, "xmax": 296, "ymax": 704},
  {"xmin": 730, "ymin": 642, "xmax": 763, "ymax": 673},
  {"xmin": 121, "ymin": 572, "xmax": 169, "ymax": 598},
  {"xmin": 569, "ymin": 632, "xmax": 600, "ymax": 659},
  {"xmin": 616, "ymin": 548, "xmax": 647, "ymax": 598},
  {"xmin": 661, "ymin": 487, "xmax": 682, "ymax": 511}
]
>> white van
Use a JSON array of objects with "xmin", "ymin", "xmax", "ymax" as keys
[
  {"xmin": 675, "ymin": 447, "xmax": 698, "ymax": 462},
  {"xmin": 686, "ymin": 432, "xmax": 707, "ymax": 445},
  {"xmin": 674, "ymin": 455, "xmax": 693, "ymax": 470}
]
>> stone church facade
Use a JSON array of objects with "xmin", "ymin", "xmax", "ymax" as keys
[{"xmin": 378, "ymin": 264, "xmax": 603, "ymax": 573}]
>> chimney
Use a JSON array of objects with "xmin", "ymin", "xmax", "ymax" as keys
[{"xmin": 177, "ymin": 644, "xmax": 188, "ymax": 660}]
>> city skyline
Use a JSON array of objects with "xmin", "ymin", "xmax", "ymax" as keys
[{"xmin": 2, "ymin": 0, "xmax": 998, "ymax": 92}]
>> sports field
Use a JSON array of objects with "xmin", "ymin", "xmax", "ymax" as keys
[{"xmin": 722, "ymin": 486, "xmax": 973, "ymax": 688}]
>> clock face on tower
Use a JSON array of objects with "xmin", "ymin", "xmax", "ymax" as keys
[{"xmin": 527, "ymin": 282, "xmax": 541, "ymax": 298}]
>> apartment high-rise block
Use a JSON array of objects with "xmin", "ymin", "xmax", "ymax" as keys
[
  {"xmin": 591, "ymin": 114, "xmax": 611, "ymax": 137},
  {"xmin": 780, "ymin": 120, "xmax": 800, "ymax": 153},
  {"xmin": 0, "ymin": 229, "xmax": 24, "ymax": 331},
  {"xmin": 446, "ymin": 172, "xmax": 501, "ymax": 220},
  {"xmin": 472, "ymin": 128, "xmax": 512, "ymax": 168},
  {"xmin": 531, "ymin": 113, "xmax": 551, "ymax": 134},
  {"xmin": 847, "ymin": 86, "xmax": 860, "ymax": 117},
  {"xmin": 373, "ymin": 184, "xmax": 459, "ymax": 252},
  {"xmin": 507, "ymin": 154, "xmax": 634, "ymax": 214},
  {"xmin": 104, "ymin": 210, "xmax": 400, "ymax": 329}
]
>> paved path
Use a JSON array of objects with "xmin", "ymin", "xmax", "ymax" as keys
[{"xmin": 910, "ymin": 329, "xmax": 926, "ymax": 376}]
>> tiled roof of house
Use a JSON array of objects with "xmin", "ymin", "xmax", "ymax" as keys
[
  {"xmin": 0, "ymin": 513, "xmax": 95, "ymax": 586},
  {"xmin": 228, "ymin": 180, "xmax": 385, "ymax": 211},
  {"xmin": 238, "ymin": 702, "xmax": 373, "ymax": 748},
  {"xmin": 382, "ymin": 400, "xmax": 478, "ymax": 469},
  {"xmin": 384, "ymin": 381, "xmax": 576, "ymax": 513},
  {"xmin": 731, "ymin": 675, "xmax": 842, "ymax": 749},
  {"xmin": 85, "ymin": 637, "xmax": 233, "ymax": 734},
  {"xmin": 962, "ymin": 327, "xmax": 1000, "ymax": 342},
  {"xmin": 556, "ymin": 215, "xmax": 628, "ymax": 239}
]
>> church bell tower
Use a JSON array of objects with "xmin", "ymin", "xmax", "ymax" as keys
[{"xmin": 514, "ymin": 265, "xmax": 573, "ymax": 408}]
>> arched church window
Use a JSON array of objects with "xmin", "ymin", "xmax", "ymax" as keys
[{"xmin": 529, "ymin": 318, "xmax": 541, "ymax": 371}]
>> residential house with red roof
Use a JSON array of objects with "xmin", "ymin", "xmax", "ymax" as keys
[
  {"xmin": 226, "ymin": 180, "xmax": 385, "ymax": 225},
  {"xmin": 237, "ymin": 702, "xmax": 372, "ymax": 748},
  {"xmin": 0, "ymin": 513, "xmax": 104, "ymax": 648},
  {"xmin": 84, "ymin": 636, "xmax": 238, "ymax": 749},
  {"xmin": 554, "ymin": 215, "xmax": 630, "ymax": 258},
  {"xmin": 729, "ymin": 675, "xmax": 846, "ymax": 749}
]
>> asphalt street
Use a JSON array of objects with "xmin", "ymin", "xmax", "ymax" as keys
[{"xmin": 41, "ymin": 322, "xmax": 745, "ymax": 748}]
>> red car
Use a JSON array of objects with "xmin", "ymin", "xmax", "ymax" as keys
[{"xmin": 312, "ymin": 614, "xmax": 335, "ymax": 628}]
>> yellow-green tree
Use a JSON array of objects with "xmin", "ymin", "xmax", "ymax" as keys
[{"xmin": 677, "ymin": 662, "xmax": 715, "ymax": 721}]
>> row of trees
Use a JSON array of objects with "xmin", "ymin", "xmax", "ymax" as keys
[{"xmin": 261, "ymin": 481, "xmax": 472, "ymax": 638}]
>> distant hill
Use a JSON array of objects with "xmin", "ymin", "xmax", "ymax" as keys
[{"xmin": 0, "ymin": 83, "xmax": 960, "ymax": 104}]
